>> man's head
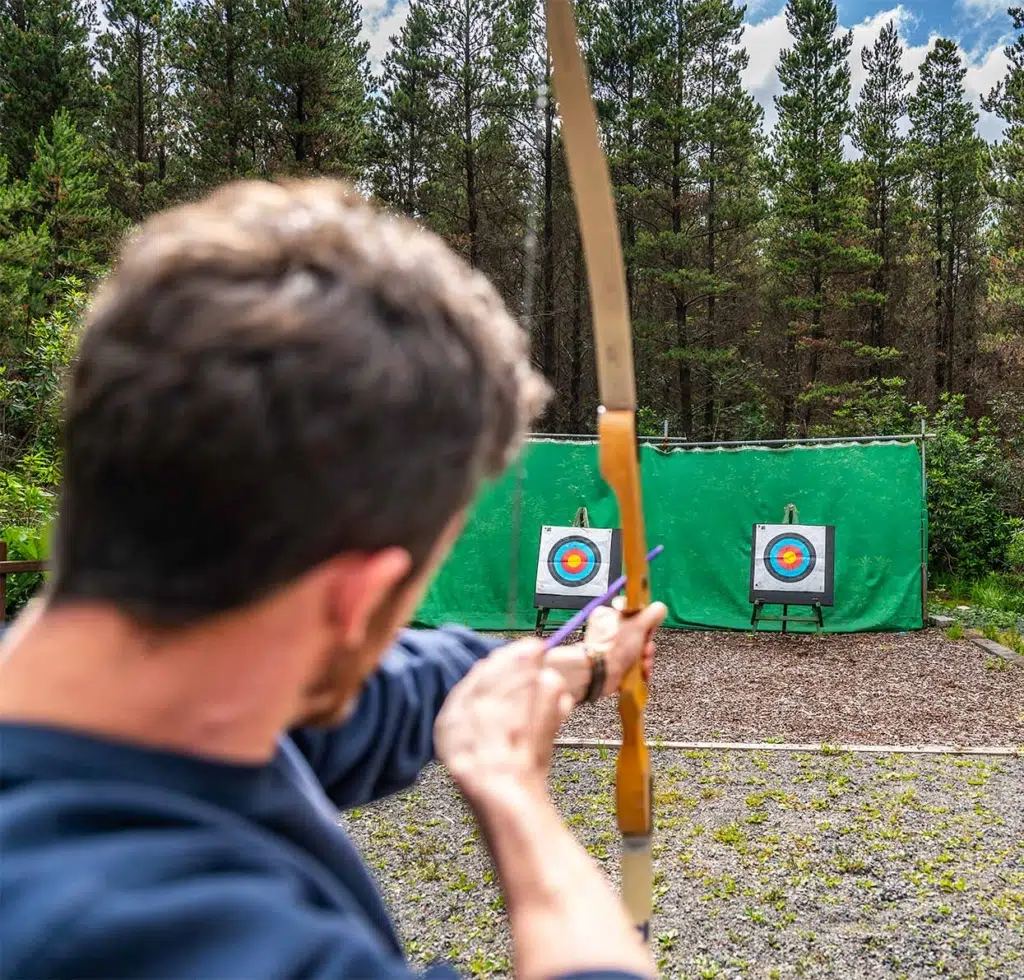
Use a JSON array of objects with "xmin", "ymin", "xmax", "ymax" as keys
[{"xmin": 49, "ymin": 178, "xmax": 548, "ymax": 725}]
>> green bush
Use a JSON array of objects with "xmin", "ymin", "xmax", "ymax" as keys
[
  {"xmin": 925, "ymin": 395, "xmax": 1015, "ymax": 580},
  {"xmin": 1007, "ymin": 521, "xmax": 1024, "ymax": 573},
  {"xmin": 2, "ymin": 524, "xmax": 49, "ymax": 619}
]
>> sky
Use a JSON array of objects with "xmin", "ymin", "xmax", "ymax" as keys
[{"xmin": 358, "ymin": 0, "xmax": 1020, "ymax": 143}]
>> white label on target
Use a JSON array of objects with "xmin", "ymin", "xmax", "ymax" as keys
[{"xmin": 535, "ymin": 526, "xmax": 616, "ymax": 600}]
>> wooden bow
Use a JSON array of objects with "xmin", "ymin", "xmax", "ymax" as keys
[{"xmin": 544, "ymin": 0, "xmax": 653, "ymax": 943}]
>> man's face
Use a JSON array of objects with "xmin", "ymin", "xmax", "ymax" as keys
[{"xmin": 294, "ymin": 512, "xmax": 466, "ymax": 728}]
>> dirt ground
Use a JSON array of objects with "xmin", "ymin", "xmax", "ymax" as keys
[
  {"xmin": 342, "ymin": 627, "xmax": 1024, "ymax": 979},
  {"xmin": 345, "ymin": 750, "xmax": 1024, "ymax": 979},
  {"xmin": 560, "ymin": 628, "xmax": 1024, "ymax": 747}
]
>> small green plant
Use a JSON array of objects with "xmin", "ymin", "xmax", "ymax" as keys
[
  {"xmin": 999, "ymin": 629, "xmax": 1024, "ymax": 656},
  {"xmin": 712, "ymin": 823, "xmax": 746, "ymax": 847},
  {"xmin": 945, "ymin": 622, "xmax": 965, "ymax": 640},
  {"xmin": 1006, "ymin": 524, "xmax": 1024, "ymax": 574}
]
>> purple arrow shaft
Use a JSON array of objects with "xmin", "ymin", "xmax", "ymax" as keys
[{"xmin": 542, "ymin": 544, "xmax": 664, "ymax": 650}]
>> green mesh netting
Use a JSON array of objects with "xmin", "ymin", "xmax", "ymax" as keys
[{"xmin": 414, "ymin": 439, "xmax": 927, "ymax": 633}]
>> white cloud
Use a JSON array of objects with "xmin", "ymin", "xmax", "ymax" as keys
[
  {"xmin": 740, "ymin": 3, "xmax": 1011, "ymax": 150},
  {"xmin": 958, "ymin": 0, "xmax": 1011, "ymax": 21},
  {"xmin": 741, "ymin": 5, "xmax": 916, "ymax": 136},
  {"xmin": 361, "ymin": 0, "xmax": 409, "ymax": 67}
]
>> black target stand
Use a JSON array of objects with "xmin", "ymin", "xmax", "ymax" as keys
[
  {"xmin": 750, "ymin": 505, "xmax": 828, "ymax": 635},
  {"xmin": 750, "ymin": 599, "xmax": 824, "ymax": 634}
]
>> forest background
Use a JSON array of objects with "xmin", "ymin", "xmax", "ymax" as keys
[{"xmin": 1, "ymin": 0, "xmax": 1022, "ymax": 621}]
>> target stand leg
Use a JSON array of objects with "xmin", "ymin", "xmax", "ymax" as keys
[
  {"xmin": 535, "ymin": 607, "xmax": 551, "ymax": 638},
  {"xmin": 749, "ymin": 601, "xmax": 825, "ymax": 634}
]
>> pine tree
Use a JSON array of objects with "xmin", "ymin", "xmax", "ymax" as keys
[
  {"xmin": 263, "ymin": 0, "xmax": 372, "ymax": 177},
  {"xmin": 642, "ymin": 0, "xmax": 764, "ymax": 436},
  {"xmin": 908, "ymin": 38, "xmax": 986, "ymax": 397},
  {"xmin": 0, "ymin": 0, "xmax": 99, "ymax": 176},
  {"xmin": 96, "ymin": 0, "xmax": 178, "ymax": 218},
  {"xmin": 853, "ymin": 20, "xmax": 913, "ymax": 354},
  {"xmin": 589, "ymin": 0, "xmax": 662, "ymax": 313},
  {"xmin": 770, "ymin": 0, "xmax": 876, "ymax": 430},
  {"xmin": 419, "ymin": 0, "xmax": 533, "ymax": 277},
  {"xmin": 371, "ymin": 0, "xmax": 443, "ymax": 216},
  {"xmin": 27, "ymin": 109, "xmax": 120, "ymax": 286},
  {"xmin": 0, "ymin": 109, "xmax": 118, "ymax": 343},
  {"xmin": 0, "ymin": 153, "xmax": 48, "ymax": 349},
  {"xmin": 982, "ymin": 8, "xmax": 1024, "ymax": 315},
  {"xmin": 981, "ymin": 8, "xmax": 1024, "ymax": 462},
  {"xmin": 172, "ymin": 0, "xmax": 268, "ymax": 186}
]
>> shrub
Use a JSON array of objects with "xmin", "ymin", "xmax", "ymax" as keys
[
  {"xmin": 1007, "ymin": 521, "xmax": 1024, "ymax": 573},
  {"xmin": 925, "ymin": 395, "xmax": 1015, "ymax": 580}
]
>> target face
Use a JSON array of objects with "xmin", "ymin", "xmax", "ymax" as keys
[
  {"xmin": 549, "ymin": 536, "xmax": 601, "ymax": 587},
  {"xmin": 765, "ymin": 533, "xmax": 816, "ymax": 583},
  {"xmin": 534, "ymin": 526, "xmax": 621, "ymax": 609},
  {"xmin": 750, "ymin": 523, "xmax": 834, "ymax": 606}
]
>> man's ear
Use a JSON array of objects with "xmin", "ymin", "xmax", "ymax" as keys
[{"xmin": 323, "ymin": 548, "xmax": 413, "ymax": 651}]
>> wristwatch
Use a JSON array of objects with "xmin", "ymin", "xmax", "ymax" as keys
[{"xmin": 581, "ymin": 641, "xmax": 607, "ymax": 703}]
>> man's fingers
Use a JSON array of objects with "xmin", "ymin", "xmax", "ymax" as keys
[{"xmin": 467, "ymin": 637, "xmax": 544, "ymax": 687}]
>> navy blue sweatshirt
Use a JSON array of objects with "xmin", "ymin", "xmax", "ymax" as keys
[{"xmin": 0, "ymin": 627, "xmax": 641, "ymax": 980}]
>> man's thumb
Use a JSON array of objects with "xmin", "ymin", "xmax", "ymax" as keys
[{"xmin": 640, "ymin": 601, "xmax": 668, "ymax": 631}]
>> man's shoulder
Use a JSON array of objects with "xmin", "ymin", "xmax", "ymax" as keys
[{"xmin": 0, "ymin": 783, "xmax": 412, "ymax": 979}]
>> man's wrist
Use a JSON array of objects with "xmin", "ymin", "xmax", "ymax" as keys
[
  {"xmin": 543, "ymin": 643, "xmax": 592, "ymax": 703},
  {"xmin": 460, "ymin": 773, "xmax": 552, "ymax": 829}
]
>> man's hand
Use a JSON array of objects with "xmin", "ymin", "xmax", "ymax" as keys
[
  {"xmin": 434, "ymin": 638, "xmax": 572, "ymax": 805},
  {"xmin": 585, "ymin": 599, "xmax": 667, "ymax": 695}
]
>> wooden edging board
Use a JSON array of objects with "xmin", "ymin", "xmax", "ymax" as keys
[{"xmin": 553, "ymin": 738, "xmax": 1023, "ymax": 756}]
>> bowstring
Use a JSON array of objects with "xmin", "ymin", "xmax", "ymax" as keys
[{"xmin": 506, "ymin": 77, "xmax": 549, "ymax": 633}]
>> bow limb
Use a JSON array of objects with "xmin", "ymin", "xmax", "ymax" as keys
[{"xmin": 544, "ymin": 0, "xmax": 653, "ymax": 943}]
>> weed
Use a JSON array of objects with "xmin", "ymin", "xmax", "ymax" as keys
[{"xmin": 713, "ymin": 823, "xmax": 746, "ymax": 848}]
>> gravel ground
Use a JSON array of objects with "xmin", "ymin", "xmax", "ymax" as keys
[
  {"xmin": 559, "ymin": 629, "xmax": 1024, "ymax": 747},
  {"xmin": 344, "ymin": 749, "xmax": 1024, "ymax": 980}
]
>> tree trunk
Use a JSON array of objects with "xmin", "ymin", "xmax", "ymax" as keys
[
  {"xmin": 933, "ymin": 189, "xmax": 945, "ymax": 399},
  {"xmin": 705, "ymin": 155, "xmax": 717, "ymax": 435},
  {"xmin": 568, "ymin": 239, "xmax": 584, "ymax": 431},
  {"xmin": 673, "ymin": 135, "xmax": 690, "ymax": 434},
  {"xmin": 226, "ymin": 0, "xmax": 238, "ymax": 174},
  {"xmin": 540, "ymin": 61, "xmax": 555, "ymax": 387},
  {"xmin": 463, "ymin": 16, "xmax": 477, "ymax": 268}
]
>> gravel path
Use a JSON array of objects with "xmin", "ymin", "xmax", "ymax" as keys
[
  {"xmin": 344, "ymin": 749, "xmax": 1024, "ymax": 979},
  {"xmin": 559, "ymin": 629, "xmax": 1024, "ymax": 747}
]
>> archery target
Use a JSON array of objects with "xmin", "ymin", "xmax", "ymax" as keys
[
  {"xmin": 765, "ymin": 533, "xmax": 816, "ymax": 583},
  {"xmin": 549, "ymin": 536, "xmax": 602, "ymax": 587},
  {"xmin": 750, "ymin": 523, "xmax": 834, "ymax": 605},
  {"xmin": 534, "ymin": 526, "xmax": 621, "ymax": 610}
]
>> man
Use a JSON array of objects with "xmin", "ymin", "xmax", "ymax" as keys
[{"xmin": 0, "ymin": 179, "xmax": 667, "ymax": 980}]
